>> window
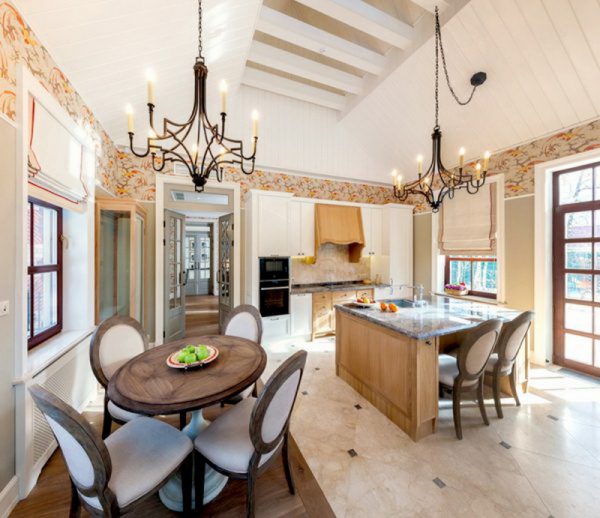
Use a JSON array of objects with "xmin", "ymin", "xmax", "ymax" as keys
[
  {"xmin": 27, "ymin": 197, "xmax": 62, "ymax": 349},
  {"xmin": 444, "ymin": 256, "xmax": 497, "ymax": 299}
]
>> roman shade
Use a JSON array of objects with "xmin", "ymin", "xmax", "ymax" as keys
[
  {"xmin": 28, "ymin": 97, "xmax": 92, "ymax": 212},
  {"xmin": 438, "ymin": 183, "xmax": 497, "ymax": 256},
  {"xmin": 314, "ymin": 204, "xmax": 365, "ymax": 262}
]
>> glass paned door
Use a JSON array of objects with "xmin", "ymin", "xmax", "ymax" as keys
[
  {"xmin": 553, "ymin": 163, "xmax": 600, "ymax": 376},
  {"xmin": 218, "ymin": 213, "xmax": 234, "ymax": 330},
  {"xmin": 164, "ymin": 210, "xmax": 186, "ymax": 342}
]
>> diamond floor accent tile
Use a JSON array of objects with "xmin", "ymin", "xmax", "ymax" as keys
[
  {"xmin": 500, "ymin": 441, "xmax": 512, "ymax": 449},
  {"xmin": 432, "ymin": 477, "xmax": 446, "ymax": 488},
  {"xmin": 547, "ymin": 415, "xmax": 559, "ymax": 421},
  {"xmin": 347, "ymin": 449, "xmax": 358, "ymax": 458},
  {"xmin": 354, "ymin": 404, "xmax": 362, "ymax": 410},
  {"xmin": 301, "ymin": 391, "xmax": 308, "ymax": 395}
]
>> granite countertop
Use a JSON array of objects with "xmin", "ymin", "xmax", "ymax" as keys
[
  {"xmin": 291, "ymin": 281, "xmax": 391, "ymax": 294},
  {"xmin": 335, "ymin": 295, "xmax": 524, "ymax": 340}
]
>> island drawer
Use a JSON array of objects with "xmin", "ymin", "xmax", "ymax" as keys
[{"xmin": 313, "ymin": 292, "xmax": 332, "ymax": 303}]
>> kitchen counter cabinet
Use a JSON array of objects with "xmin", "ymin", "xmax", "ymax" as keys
[{"xmin": 311, "ymin": 289, "xmax": 374, "ymax": 340}]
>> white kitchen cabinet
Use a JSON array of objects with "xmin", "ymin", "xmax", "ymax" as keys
[
  {"xmin": 262, "ymin": 315, "xmax": 291, "ymax": 341},
  {"xmin": 289, "ymin": 201, "xmax": 315, "ymax": 257},
  {"xmin": 361, "ymin": 207, "xmax": 383, "ymax": 257},
  {"xmin": 291, "ymin": 293, "xmax": 312, "ymax": 337},
  {"xmin": 258, "ymin": 195, "xmax": 290, "ymax": 256}
]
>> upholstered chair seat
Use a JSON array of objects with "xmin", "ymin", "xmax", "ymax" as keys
[
  {"xmin": 90, "ymin": 316, "xmax": 149, "ymax": 438},
  {"xmin": 195, "ymin": 398, "xmax": 279, "ymax": 474},
  {"xmin": 195, "ymin": 350, "xmax": 307, "ymax": 518},
  {"xmin": 29, "ymin": 385, "xmax": 193, "ymax": 517},
  {"xmin": 80, "ymin": 417, "xmax": 192, "ymax": 510},
  {"xmin": 439, "ymin": 355, "xmax": 477, "ymax": 387}
]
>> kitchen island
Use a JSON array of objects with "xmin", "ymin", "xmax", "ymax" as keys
[{"xmin": 335, "ymin": 296, "xmax": 522, "ymax": 441}]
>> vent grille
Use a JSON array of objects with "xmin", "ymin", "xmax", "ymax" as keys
[{"xmin": 32, "ymin": 342, "xmax": 96, "ymax": 464}]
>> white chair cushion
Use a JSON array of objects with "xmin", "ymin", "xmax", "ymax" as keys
[
  {"xmin": 485, "ymin": 353, "xmax": 512, "ymax": 374},
  {"xmin": 439, "ymin": 354, "xmax": 477, "ymax": 387},
  {"xmin": 194, "ymin": 398, "xmax": 279, "ymax": 474},
  {"xmin": 107, "ymin": 400, "xmax": 143, "ymax": 423},
  {"xmin": 81, "ymin": 417, "xmax": 192, "ymax": 510}
]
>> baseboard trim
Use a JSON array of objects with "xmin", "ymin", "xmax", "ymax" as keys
[{"xmin": 0, "ymin": 476, "xmax": 19, "ymax": 518}]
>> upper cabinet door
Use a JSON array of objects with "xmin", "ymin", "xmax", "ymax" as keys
[
  {"xmin": 361, "ymin": 207, "xmax": 372, "ymax": 257},
  {"xmin": 289, "ymin": 200, "xmax": 315, "ymax": 257},
  {"xmin": 258, "ymin": 195, "xmax": 290, "ymax": 256},
  {"xmin": 361, "ymin": 207, "xmax": 383, "ymax": 256}
]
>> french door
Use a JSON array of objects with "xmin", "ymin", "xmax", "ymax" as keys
[{"xmin": 553, "ymin": 163, "xmax": 600, "ymax": 377}]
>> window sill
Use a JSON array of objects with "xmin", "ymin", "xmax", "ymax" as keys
[
  {"xmin": 18, "ymin": 328, "xmax": 94, "ymax": 381},
  {"xmin": 435, "ymin": 292, "xmax": 505, "ymax": 306}
]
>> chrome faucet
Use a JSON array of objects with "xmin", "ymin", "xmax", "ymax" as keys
[{"xmin": 399, "ymin": 284, "xmax": 426, "ymax": 305}]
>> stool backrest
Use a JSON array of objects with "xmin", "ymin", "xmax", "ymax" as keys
[
  {"xmin": 90, "ymin": 316, "xmax": 148, "ymax": 387},
  {"xmin": 250, "ymin": 350, "xmax": 307, "ymax": 455},
  {"xmin": 458, "ymin": 319, "xmax": 503, "ymax": 381}
]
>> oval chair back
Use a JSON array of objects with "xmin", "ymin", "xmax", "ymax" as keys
[
  {"xmin": 457, "ymin": 319, "xmax": 503, "ymax": 385},
  {"xmin": 495, "ymin": 311, "xmax": 534, "ymax": 372},
  {"xmin": 223, "ymin": 305, "xmax": 263, "ymax": 345},
  {"xmin": 29, "ymin": 384, "xmax": 118, "ymax": 514},
  {"xmin": 90, "ymin": 316, "xmax": 148, "ymax": 388},
  {"xmin": 250, "ymin": 350, "xmax": 307, "ymax": 457}
]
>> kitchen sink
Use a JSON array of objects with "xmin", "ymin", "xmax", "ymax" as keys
[{"xmin": 388, "ymin": 298, "xmax": 428, "ymax": 308}]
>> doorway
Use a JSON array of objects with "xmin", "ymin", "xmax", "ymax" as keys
[
  {"xmin": 156, "ymin": 178, "xmax": 241, "ymax": 345},
  {"xmin": 552, "ymin": 162, "xmax": 600, "ymax": 377}
]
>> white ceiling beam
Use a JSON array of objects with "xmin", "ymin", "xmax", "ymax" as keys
[
  {"xmin": 410, "ymin": 0, "xmax": 449, "ymax": 14},
  {"xmin": 248, "ymin": 40, "xmax": 362, "ymax": 94},
  {"xmin": 294, "ymin": 0, "xmax": 415, "ymax": 49},
  {"xmin": 242, "ymin": 67, "xmax": 347, "ymax": 110},
  {"xmin": 256, "ymin": 6, "xmax": 385, "ymax": 75}
]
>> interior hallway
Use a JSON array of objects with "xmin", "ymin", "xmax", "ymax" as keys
[{"xmin": 185, "ymin": 295, "xmax": 219, "ymax": 337}]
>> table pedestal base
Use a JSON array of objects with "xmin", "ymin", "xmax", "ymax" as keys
[{"xmin": 159, "ymin": 410, "xmax": 228, "ymax": 511}]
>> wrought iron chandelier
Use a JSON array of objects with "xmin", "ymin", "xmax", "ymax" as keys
[
  {"xmin": 124, "ymin": 0, "xmax": 258, "ymax": 192},
  {"xmin": 392, "ymin": 6, "xmax": 489, "ymax": 212}
]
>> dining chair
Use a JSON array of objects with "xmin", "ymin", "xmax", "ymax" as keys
[
  {"xmin": 222, "ymin": 304, "xmax": 264, "ymax": 403},
  {"xmin": 29, "ymin": 384, "xmax": 193, "ymax": 517},
  {"xmin": 89, "ymin": 315, "xmax": 149, "ymax": 438},
  {"xmin": 438, "ymin": 319, "xmax": 503, "ymax": 440},
  {"xmin": 486, "ymin": 311, "xmax": 534, "ymax": 418},
  {"xmin": 194, "ymin": 349, "xmax": 307, "ymax": 518}
]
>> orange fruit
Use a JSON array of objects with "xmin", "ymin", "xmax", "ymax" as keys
[
  {"xmin": 380, "ymin": 302, "xmax": 388, "ymax": 311},
  {"xmin": 389, "ymin": 303, "xmax": 398, "ymax": 313}
]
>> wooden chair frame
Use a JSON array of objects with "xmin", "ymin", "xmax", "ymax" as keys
[
  {"xmin": 29, "ymin": 385, "xmax": 192, "ymax": 517},
  {"xmin": 195, "ymin": 350, "xmax": 307, "ymax": 518},
  {"xmin": 490, "ymin": 311, "xmax": 534, "ymax": 418},
  {"xmin": 440, "ymin": 319, "xmax": 503, "ymax": 440},
  {"xmin": 89, "ymin": 315, "xmax": 149, "ymax": 439}
]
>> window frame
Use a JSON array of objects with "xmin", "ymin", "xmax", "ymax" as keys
[
  {"xmin": 27, "ymin": 196, "xmax": 63, "ymax": 349},
  {"xmin": 444, "ymin": 256, "xmax": 497, "ymax": 299}
]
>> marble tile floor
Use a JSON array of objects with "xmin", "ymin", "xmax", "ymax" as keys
[{"xmin": 263, "ymin": 337, "xmax": 600, "ymax": 518}]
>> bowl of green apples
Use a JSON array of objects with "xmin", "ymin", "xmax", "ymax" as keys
[{"xmin": 166, "ymin": 344, "xmax": 219, "ymax": 369}]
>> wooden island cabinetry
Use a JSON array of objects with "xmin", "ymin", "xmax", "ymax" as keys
[{"xmin": 312, "ymin": 289, "xmax": 374, "ymax": 340}]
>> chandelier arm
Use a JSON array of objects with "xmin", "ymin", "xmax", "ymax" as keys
[
  {"xmin": 151, "ymin": 152, "xmax": 167, "ymax": 172},
  {"xmin": 128, "ymin": 133, "xmax": 152, "ymax": 159}
]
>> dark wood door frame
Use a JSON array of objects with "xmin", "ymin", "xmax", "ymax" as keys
[{"xmin": 552, "ymin": 163, "xmax": 600, "ymax": 378}]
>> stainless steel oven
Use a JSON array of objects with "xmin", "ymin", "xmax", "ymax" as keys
[{"xmin": 259, "ymin": 257, "xmax": 290, "ymax": 317}]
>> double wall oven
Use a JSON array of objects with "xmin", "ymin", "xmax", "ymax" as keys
[{"xmin": 259, "ymin": 257, "xmax": 290, "ymax": 317}]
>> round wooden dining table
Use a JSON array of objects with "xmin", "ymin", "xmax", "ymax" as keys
[{"xmin": 107, "ymin": 334, "xmax": 267, "ymax": 512}]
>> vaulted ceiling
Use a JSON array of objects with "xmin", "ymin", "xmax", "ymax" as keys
[{"xmin": 14, "ymin": 0, "xmax": 600, "ymax": 185}]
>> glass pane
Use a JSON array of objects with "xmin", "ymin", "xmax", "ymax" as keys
[
  {"xmin": 32, "ymin": 203, "xmax": 58, "ymax": 266},
  {"xmin": 32, "ymin": 272, "xmax": 58, "ymax": 335},
  {"xmin": 559, "ymin": 168, "xmax": 593, "ymax": 205},
  {"xmin": 565, "ymin": 273, "xmax": 593, "ymax": 301},
  {"xmin": 565, "ymin": 243, "xmax": 592, "ymax": 269},
  {"xmin": 595, "ymin": 243, "xmax": 600, "ymax": 270},
  {"xmin": 595, "ymin": 210, "xmax": 600, "ymax": 237},
  {"xmin": 99, "ymin": 210, "xmax": 131, "ymax": 320},
  {"xmin": 595, "ymin": 167, "xmax": 600, "ymax": 200},
  {"xmin": 565, "ymin": 211, "xmax": 592, "ymax": 239},
  {"xmin": 449, "ymin": 260, "xmax": 472, "ymax": 289},
  {"xmin": 596, "ymin": 275, "xmax": 600, "ymax": 302},
  {"xmin": 472, "ymin": 261, "xmax": 497, "ymax": 293},
  {"xmin": 595, "ymin": 340, "xmax": 600, "ymax": 368},
  {"xmin": 595, "ymin": 307, "xmax": 600, "ymax": 335},
  {"xmin": 27, "ymin": 203, "xmax": 31, "ymax": 267},
  {"xmin": 27, "ymin": 276, "xmax": 31, "ymax": 339},
  {"xmin": 564, "ymin": 303, "xmax": 592, "ymax": 333},
  {"xmin": 564, "ymin": 333, "xmax": 592, "ymax": 365}
]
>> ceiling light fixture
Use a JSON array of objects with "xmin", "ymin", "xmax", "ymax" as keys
[
  {"xmin": 124, "ymin": 0, "xmax": 258, "ymax": 192},
  {"xmin": 392, "ymin": 6, "xmax": 488, "ymax": 212}
]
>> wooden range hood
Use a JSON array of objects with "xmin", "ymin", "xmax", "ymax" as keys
[{"xmin": 314, "ymin": 204, "xmax": 365, "ymax": 262}]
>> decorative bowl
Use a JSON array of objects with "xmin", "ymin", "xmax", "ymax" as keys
[
  {"xmin": 166, "ymin": 345, "xmax": 219, "ymax": 369},
  {"xmin": 444, "ymin": 287, "xmax": 469, "ymax": 296}
]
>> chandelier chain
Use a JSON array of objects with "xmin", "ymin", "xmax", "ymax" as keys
[
  {"xmin": 435, "ymin": 6, "xmax": 477, "ymax": 113},
  {"xmin": 198, "ymin": 0, "xmax": 203, "ymax": 58}
]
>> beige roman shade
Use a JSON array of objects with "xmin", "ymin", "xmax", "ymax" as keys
[{"xmin": 438, "ymin": 183, "xmax": 497, "ymax": 256}]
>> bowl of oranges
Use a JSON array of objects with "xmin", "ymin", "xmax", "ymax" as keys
[{"xmin": 379, "ymin": 302, "xmax": 398, "ymax": 313}]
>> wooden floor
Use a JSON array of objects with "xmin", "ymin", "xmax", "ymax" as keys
[
  {"xmin": 185, "ymin": 295, "xmax": 220, "ymax": 337},
  {"xmin": 11, "ymin": 402, "xmax": 334, "ymax": 518}
]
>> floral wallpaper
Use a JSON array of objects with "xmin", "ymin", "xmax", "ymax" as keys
[{"xmin": 0, "ymin": 1, "xmax": 119, "ymax": 194}]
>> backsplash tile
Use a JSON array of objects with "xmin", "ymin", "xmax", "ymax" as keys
[{"xmin": 291, "ymin": 243, "xmax": 371, "ymax": 284}]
